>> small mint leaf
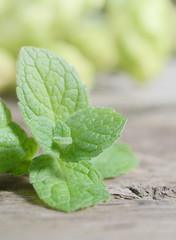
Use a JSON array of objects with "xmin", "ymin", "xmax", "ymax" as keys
[
  {"xmin": 60, "ymin": 107, "xmax": 127, "ymax": 162},
  {"xmin": 53, "ymin": 120, "xmax": 72, "ymax": 146},
  {"xmin": 29, "ymin": 154, "xmax": 110, "ymax": 212},
  {"xmin": 92, "ymin": 142, "xmax": 139, "ymax": 179}
]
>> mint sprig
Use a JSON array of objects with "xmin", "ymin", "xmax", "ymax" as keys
[{"xmin": 0, "ymin": 47, "xmax": 138, "ymax": 212}]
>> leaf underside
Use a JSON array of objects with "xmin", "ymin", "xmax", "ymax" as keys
[{"xmin": 92, "ymin": 142, "xmax": 139, "ymax": 179}]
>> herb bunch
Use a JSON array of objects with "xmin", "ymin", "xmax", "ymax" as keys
[{"xmin": 0, "ymin": 47, "xmax": 138, "ymax": 212}]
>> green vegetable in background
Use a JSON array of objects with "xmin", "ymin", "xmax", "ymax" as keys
[
  {"xmin": 172, "ymin": 3, "xmax": 176, "ymax": 55},
  {"xmin": 69, "ymin": 18, "xmax": 119, "ymax": 71},
  {"xmin": 106, "ymin": 0, "xmax": 173, "ymax": 80},
  {"xmin": 0, "ymin": 0, "xmax": 175, "ymax": 93},
  {"xmin": 85, "ymin": 0, "xmax": 105, "ymax": 11},
  {"xmin": 0, "ymin": 0, "xmax": 96, "ymax": 92},
  {"xmin": 0, "ymin": 47, "xmax": 138, "ymax": 212},
  {"xmin": 0, "ymin": 0, "xmax": 87, "ymax": 54},
  {"xmin": 0, "ymin": 49, "xmax": 16, "ymax": 93}
]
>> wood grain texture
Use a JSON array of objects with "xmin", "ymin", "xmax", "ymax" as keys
[{"xmin": 0, "ymin": 61, "xmax": 176, "ymax": 240}]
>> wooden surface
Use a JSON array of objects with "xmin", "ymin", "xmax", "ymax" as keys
[{"xmin": 0, "ymin": 60, "xmax": 176, "ymax": 240}]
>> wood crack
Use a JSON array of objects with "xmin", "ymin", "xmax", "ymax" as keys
[{"xmin": 107, "ymin": 185, "xmax": 176, "ymax": 201}]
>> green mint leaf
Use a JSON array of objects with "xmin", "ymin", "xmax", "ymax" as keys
[
  {"xmin": 29, "ymin": 154, "xmax": 110, "ymax": 212},
  {"xmin": 53, "ymin": 120, "xmax": 72, "ymax": 146},
  {"xmin": 17, "ymin": 47, "xmax": 90, "ymax": 150},
  {"xmin": 92, "ymin": 142, "xmax": 139, "ymax": 179},
  {"xmin": 60, "ymin": 107, "xmax": 127, "ymax": 162},
  {"xmin": 0, "ymin": 99, "xmax": 38, "ymax": 175}
]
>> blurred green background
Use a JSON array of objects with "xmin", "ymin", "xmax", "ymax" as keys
[{"xmin": 0, "ymin": 0, "xmax": 175, "ymax": 93}]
